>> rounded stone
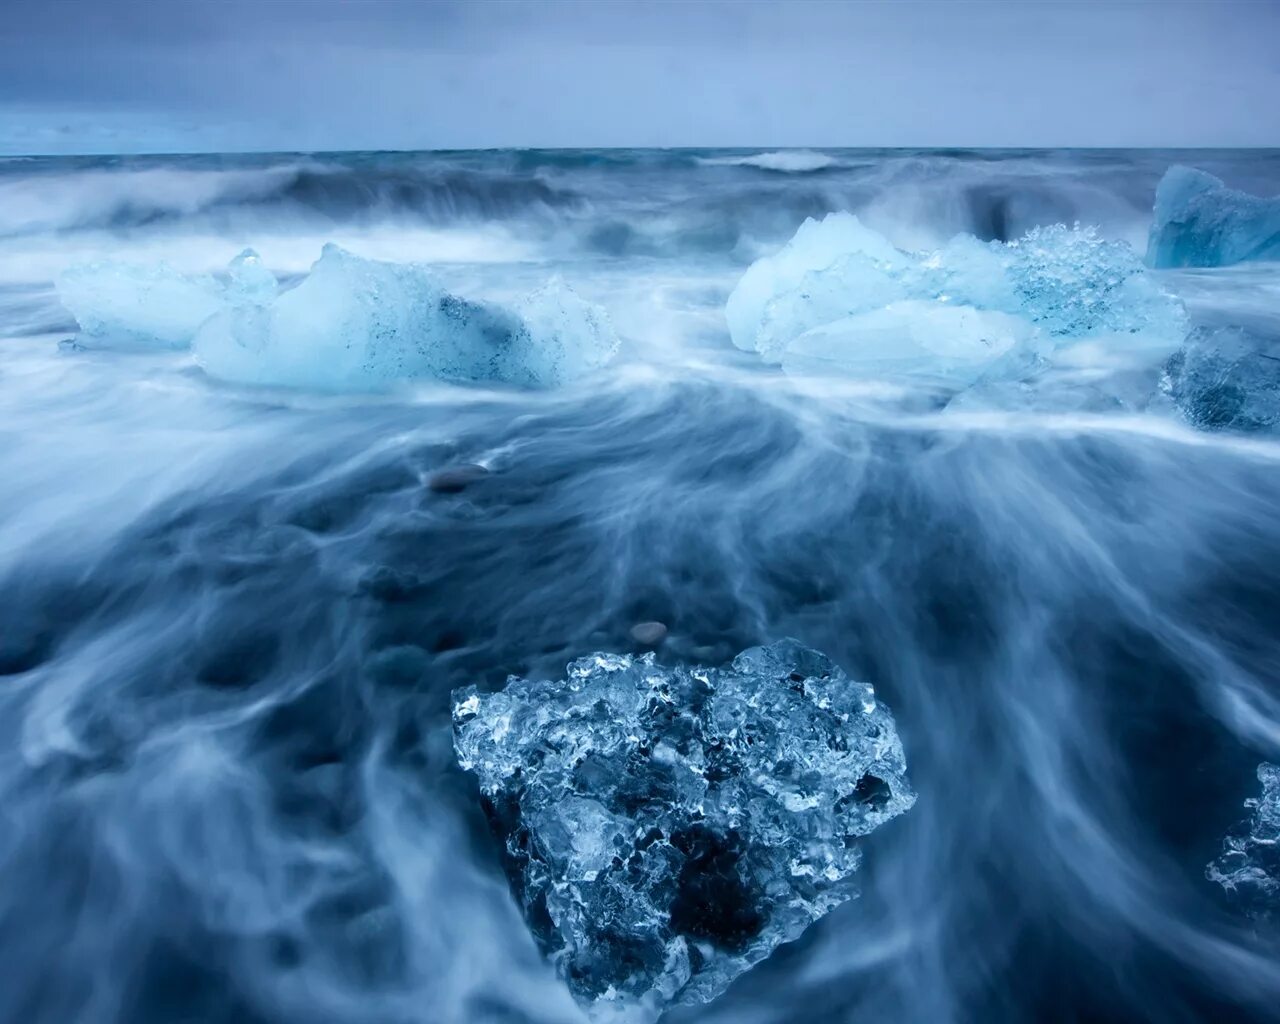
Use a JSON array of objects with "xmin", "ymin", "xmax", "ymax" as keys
[{"xmin": 630, "ymin": 621, "xmax": 668, "ymax": 646}]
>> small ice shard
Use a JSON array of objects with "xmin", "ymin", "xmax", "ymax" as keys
[
  {"xmin": 1207, "ymin": 763, "xmax": 1280, "ymax": 920},
  {"xmin": 1161, "ymin": 326, "xmax": 1280, "ymax": 434},
  {"xmin": 56, "ymin": 260, "xmax": 224, "ymax": 349},
  {"xmin": 728, "ymin": 216, "xmax": 1186, "ymax": 385},
  {"xmin": 452, "ymin": 639, "xmax": 915, "ymax": 1021},
  {"xmin": 1146, "ymin": 166, "xmax": 1280, "ymax": 268}
]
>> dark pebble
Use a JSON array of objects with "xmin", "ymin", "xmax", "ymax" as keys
[{"xmin": 427, "ymin": 464, "xmax": 490, "ymax": 494}]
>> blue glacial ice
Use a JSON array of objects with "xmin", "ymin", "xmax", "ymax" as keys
[
  {"xmin": 728, "ymin": 213, "xmax": 1187, "ymax": 386},
  {"xmin": 58, "ymin": 245, "xmax": 619, "ymax": 390},
  {"xmin": 56, "ymin": 259, "xmax": 225, "ymax": 350},
  {"xmin": 782, "ymin": 301, "xmax": 1042, "ymax": 388},
  {"xmin": 1146, "ymin": 166, "xmax": 1280, "ymax": 268},
  {"xmin": 194, "ymin": 244, "xmax": 619, "ymax": 390},
  {"xmin": 726, "ymin": 212, "xmax": 904, "ymax": 360},
  {"xmin": 1207, "ymin": 763, "xmax": 1280, "ymax": 920},
  {"xmin": 1161, "ymin": 326, "xmax": 1280, "ymax": 434},
  {"xmin": 452, "ymin": 639, "xmax": 915, "ymax": 1022}
]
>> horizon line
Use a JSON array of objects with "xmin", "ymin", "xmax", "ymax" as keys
[{"xmin": 5, "ymin": 143, "xmax": 1280, "ymax": 161}]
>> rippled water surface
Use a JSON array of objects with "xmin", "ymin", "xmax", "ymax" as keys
[{"xmin": 2, "ymin": 148, "xmax": 1279, "ymax": 1024}]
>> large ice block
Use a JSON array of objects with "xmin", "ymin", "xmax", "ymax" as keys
[
  {"xmin": 197, "ymin": 246, "xmax": 619, "ymax": 390},
  {"xmin": 196, "ymin": 245, "xmax": 620, "ymax": 390},
  {"xmin": 728, "ymin": 217, "xmax": 1186, "ymax": 384},
  {"xmin": 59, "ymin": 245, "xmax": 618, "ymax": 390},
  {"xmin": 452, "ymin": 639, "xmax": 915, "ymax": 1021},
  {"xmin": 1146, "ymin": 166, "xmax": 1280, "ymax": 268}
]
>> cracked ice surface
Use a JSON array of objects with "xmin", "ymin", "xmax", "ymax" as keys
[
  {"xmin": 1207, "ymin": 763, "xmax": 1280, "ymax": 920},
  {"xmin": 452, "ymin": 639, "xmax": 915, "ymax": 1021}
]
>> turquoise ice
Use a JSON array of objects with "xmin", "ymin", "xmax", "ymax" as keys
[
  {"xmin": 728, "ymin": 213, "xmax": 1187, "ymax": 386},
  {"xmin": 57, "ymin": 245, "xmax": 618, "ymax": 390},
  {"xmin": 1147, "ymin": 166, "xmax": 1280, "ymax": 268}
]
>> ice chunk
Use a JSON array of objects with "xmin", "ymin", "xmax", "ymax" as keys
[
  {"xmin": 57, "ymin": 260, "xmax": 224, "ymax": 350},
  {"xmin": 782, "ymin": 301, "xmax": 1042, "ymax": 387},
  {"xmin": 196, "ymin": 243, "xmax": 502, "ymax": 389},
  {"xmin": 195, "ymin": 245, "xmax": 618, "ymax": 391},
  {"xmin": 498, "ymin": 277, "xmax": 622, "ymax": 388},
  {"xmin": 729, "ymin": 218, "xmax": 1187, "ymax": 385},
  {"xmin": 60, "ymin": 244, "xmax": 618, "ymax": 390},
  {"xmin": 754, "ymin": 251, "xmax": 909, "ymax": 362},
  {"xmin": 1207, "ymin": 763, "xmax": 1280, "ymax": 920},
  {"xmin": 726, "ymin": 212, "xmax": 903, "ymax": 352},
  {"xmin": 987, "ymin": 224, "xmax": 1187, "ymax": 342},
  {"xmin": 1161, "ymin": 326, "xmax": 1280, "ymax": 434},
  {"xmin": 1147, "ymin": 166, "xmax": 1280, "ymax": 268},
  {"xmin": 452, "ymin": 639, "xmax": 915, "ymax": 1021}
]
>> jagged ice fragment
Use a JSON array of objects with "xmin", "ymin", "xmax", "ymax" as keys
[
  {"xmin": 1207, "ymin": 763, "xmax": 1280, "ymax": 920},
  {"xmin": 452, "ymin": 639, "xmax": 915, "ymax": 1022},
  {"xmin": 1146, "ymin": 166, "xmax": 1280, "ymax": 268}
]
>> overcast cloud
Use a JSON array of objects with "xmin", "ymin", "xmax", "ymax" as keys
[{"xmin": 1, "ymin": 0, "xmax": 1277, "ymax": 153}]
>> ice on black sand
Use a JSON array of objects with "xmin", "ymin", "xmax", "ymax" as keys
[{"xmin": 452, "ymin": 639, "xmax": 915, "ymax": 1021}]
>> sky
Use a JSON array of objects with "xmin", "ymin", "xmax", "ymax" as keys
[{"xmin": 1, "ymin": 0, "xmax": 1278, "ymax": 154}]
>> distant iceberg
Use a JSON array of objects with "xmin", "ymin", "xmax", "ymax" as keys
[
  {"xmin": 57, "ymin": 246, "xmax": 618, "ymax": 390},
  {"xmin": 1146, "ymin": 166, "xmax": 1280, "ymax": 268},
  {"xmin": 727, "ymin": 213, "xmax": 1187, "ymax": 385}
]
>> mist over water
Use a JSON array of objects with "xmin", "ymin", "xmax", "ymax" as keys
[{"xmin": 2, "ymin": 148, "xmax": 1280, "ymax": 1024}]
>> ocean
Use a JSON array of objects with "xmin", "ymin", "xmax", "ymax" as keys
[{"xmin": 1, "ymin": 147, "xmax": 1278, "ymax": 1024}]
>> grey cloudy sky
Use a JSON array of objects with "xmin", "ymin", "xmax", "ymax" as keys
[{"xmin": 1, "ymin": 0, "xmax": 1278, "ymax": 154}]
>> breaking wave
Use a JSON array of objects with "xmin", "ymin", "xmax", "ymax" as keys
[
  {"xmin": 12, "ymin": 148, "xmax": 1278, "ymax": 264},
  {"xmin": 696, "ymin": 150, "xmax": 843, "ymax": 173}
]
